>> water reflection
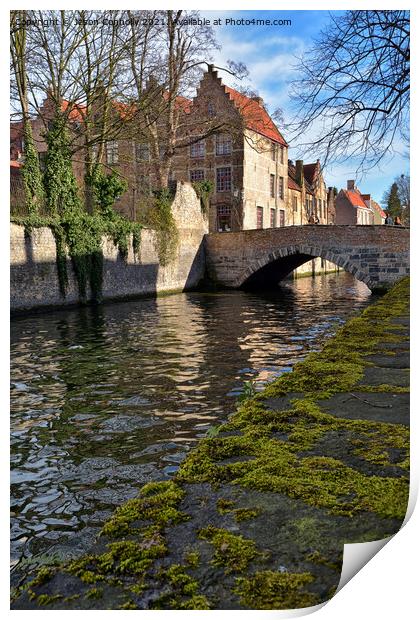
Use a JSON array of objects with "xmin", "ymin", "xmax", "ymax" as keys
[{"xmin": 10, "ymin": 273, "xmax": 371, "ymax": 578}]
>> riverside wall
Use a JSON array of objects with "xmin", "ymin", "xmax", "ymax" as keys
[{"xmin": 11, "ymin": 183, "xmax": 208, "ymax": 313}]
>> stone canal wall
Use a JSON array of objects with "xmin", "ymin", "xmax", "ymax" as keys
[{"xmin": 10, "ymin": 183, "xmax": 208, "ymax": 313}]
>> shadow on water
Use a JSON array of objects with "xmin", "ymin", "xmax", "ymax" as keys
[{"xmin": 10, "ymin": 272, "xmax": 372, "ymax": 582}]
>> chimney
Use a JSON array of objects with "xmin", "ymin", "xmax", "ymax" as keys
[
  {"xmin": 251, "ymin": 96, "xmax": 264, "ymax": 107},
  {"xmin": 295, "ymin": 160, "xmax": 304, "ymax": 187},
  {"xmin": 347, "ymin": 180, "xmax": 355, "ymax": 191},
  {"xmin": 327, "ymin": 187, "xmax": 336, "ymax": 224}
]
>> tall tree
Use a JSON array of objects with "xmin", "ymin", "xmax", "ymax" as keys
[
  {"xmin": 383, "ymin": 182, "xmax": 402, "ymax": 220},
  {"xmin": 396, "ymin": 174, "xmax": 410, "ymax": 225},
  {"xmin": 290, "ymin": 10, "xmax": 410, "ymax": 170},
  {"xmin": 10, "ymin": 10, "xmax": 44, "ymax": 212},
  {"xmin": 126, "ymin": 10, "xmax": 238, "ymax": 189},
  {"xmin": 11, "ymin": 10, "xmax": 133, "ymax": 211}
]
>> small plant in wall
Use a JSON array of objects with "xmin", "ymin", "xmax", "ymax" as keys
[
  {"xmin": 192, "ymin": 180, "xmax": 214, "ymax": 216},
  {"xmin": 139, "ymin": 188, "xmax": 179, "ymax": 267}
]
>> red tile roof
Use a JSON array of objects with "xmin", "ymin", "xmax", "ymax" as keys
[
  {"xmin": 60, "ymin": 93, "xmax": 191, "ymax": 124},
  {"xmin": 163, "ymin": 91, "xmax": 192, "ymax": 114},
  {"xmin": 61, "ymin": 99, "xmax": 86, "ymax": 122},
  {"xmin": 288, "ymin": 176, "xmax": 302, "ymax": 192},
  {"xmin": 371, "ymin": 199, "xmax": 386, "ymax": 219},
  {"xmin": 224, "ymin": 86, "xmax": 287, "ymax": 146},
  {"xmin": 344, "ymin": 190, "xmax": 370, "ymax": 209}
]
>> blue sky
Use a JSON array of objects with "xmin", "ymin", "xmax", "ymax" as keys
[{"xmin": 201, "ymin": 10, "xmax": 409, "ymax": 206}]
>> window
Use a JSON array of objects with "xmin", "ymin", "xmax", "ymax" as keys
[
  {"xmin": 279, "ymin": 209, "xmax": 285, "ymax": 226},
  {"xmin": 280, "ymin": 145, "xmax": 284, "ymax": 164},
  {"xmin": 208, "ymin": 102, "xmax": 216, "ymax": 117},
  {"xmin": 190, "ymin": 169, "xmax": 205, "ymax": 182},
  {"xmin": 271, "ymin": 143, "xmax": 276, "ymax": 161},
  {"xmin": 256, "ymin": 206, "xmax": 264, "ymax": 229},
  {"xmin": 217, "ymin": 205, "xmax": 231, "ymax": 231},
  {"xmin": 323, "ymin": 200, "xmax": 327, "ymax": 219},
  {"xmin": 106, "ymin": 141, "xmax": 119, "ymax": 164},
  {"xmin": 190, "ymin": 140, "xmax": 205, "ymax": 158},
  {"xmin": 92, "ymin": 144, "xmax": 99, "ymax": 162},
  {"xmin": 293, "ymin": 195, "xmax": 298, "ymax": 212},
  {"xmin": 216, "ymin": 134, "xmax": 232, "ymax": 155},
  {"xmin": 270, "ymin": 208, "xmax": 276, "ymax": 227},
  {"xmin": 159, "ymin": 145, "xmax": 166, "ymax": 160},
  {"xmin": 278, "ymin": 176, "xmax": 284, "ymax": 200},
  {"xmin": 318, "ymin": 199, "xmax": 322, "ymax": 217},
  {"xmin": 136, "ymin": 143, "xmax": 149, "ymax": 162},
  {"xmin": 306, "ymin": 197, "xmax": 311, "ymax": 214},
  {"xmin": 216, "ymin": 167, "xmax": 231, "ymax": 192},
  {"xmin": 270, "ymin": 174, "xmax": 275, "ymax": 198}
]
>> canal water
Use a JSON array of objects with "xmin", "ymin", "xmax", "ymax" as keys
[{"xmin": 10, "ymin": 272, "xmax": 372, "ymax": 582}]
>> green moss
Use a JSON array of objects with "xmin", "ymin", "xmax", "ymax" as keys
[
  {"xmin": 179, "ymin": 594, "xmax": 210, "ymax": 609},
  {"xmin": 64, "ymin": 594, "xmax": 80, "ymax": 603},
  {"xmin": 28, "ymin": 566, "xmax": 54, "ymax": 589},
  {"xmin": 102, "ymin": 480, "xmax": 187, "ymax": 538},
  {"xmin": 216, "ymin": 498, "xmax": 235, "ymax": 514},
  {"xmin": 154, "ymin": 564, "xmax": 210, "ymax": 610},
  {"xmin": 360, "ymin": 384, "xmax": 409, "ymax": 393},
  {"xmin": 85, "ymin": 587, "xmax": 103, "ymax": 599},
  {"xmin": 234, "ymin": 570, "xmax": 319, "ymax": 609},
  {"xmin": 184, "ymin": 551, "xmax": 200, "ymax": 568},
  {"xmin": 198, "ymin": 526, "xmax": 262, "ymax": 573},
  {"xmin": 234, "ymin": 508, "xmax": 260, "ymax": 522},
  {"xmin": 67, "ymin": 537, "xmax": 167, "ymax": 587},
  {"xmin": 129, "ymin": 583, "xmax": 146, "ymax": 596},
  {"xmin": 36, "ymin": 593, "xmax": 63, "ymax": 606},
  {"xmin": 306, "ymin": 550, "xmax": 342, "ymax": 572},
  {"xmin": 120, "ymin": 600, "xmax": 137, "ymax": 609}
]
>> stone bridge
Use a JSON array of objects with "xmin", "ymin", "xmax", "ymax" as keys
[{"xmin": 205, "ymin": 225, "xmax": 409, "ymax": 292}]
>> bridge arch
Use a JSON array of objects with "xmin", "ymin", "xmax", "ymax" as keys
[
  {"xmin": 205, "ymin": 226, "xmax": 409, "ymax": 292},
  {"xmin": 235, "ymin": 245, "xmax": 373, "ymax": 289}
]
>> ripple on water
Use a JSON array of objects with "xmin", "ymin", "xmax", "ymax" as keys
[{"xmin": 10, "ymin": 273, "xmax": 372, "ymax": 578}]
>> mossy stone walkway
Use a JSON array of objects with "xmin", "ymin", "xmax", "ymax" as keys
[{"xmin": 12, "ymin": 278, "xmax": 410, "ymax": 610}]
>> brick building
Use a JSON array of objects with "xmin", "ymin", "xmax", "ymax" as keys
[
  {"xmin": 11, "ymin": 66, "xmax": 335, "ymax": 232},
  {"xmin": 335, "ymin": 181, "xmax": 375, "ymax": 225},
  {"xmin": 362, "ymin": 195, "xmax": 386, "ymax": 225},
  {"xmin": 171, "ymin": 66, "xmax": 289, "ymax": 232},
  {"xmin": 287, "ymin": 159, "xmax": 334, "ymax": 225}
]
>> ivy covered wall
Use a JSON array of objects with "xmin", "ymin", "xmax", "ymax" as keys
[{"xmin": 11, "ymin": 183, "xmax": 208, "ymax": 313}]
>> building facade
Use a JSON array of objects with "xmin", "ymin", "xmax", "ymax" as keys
[
  {"xmin": 287, "ymin": 159, "xmax": 334, "ymax": 226},
  {"xmin": 11, "ymin": 67, "xmax": 337, "ymax": 239},
  {"xmin": 335, "ymin": 181, "xmax": 375, "ymax": 225},
  {"xmin": 172, "ymin": 67, "xmax": 290, "ymax": 232}
]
